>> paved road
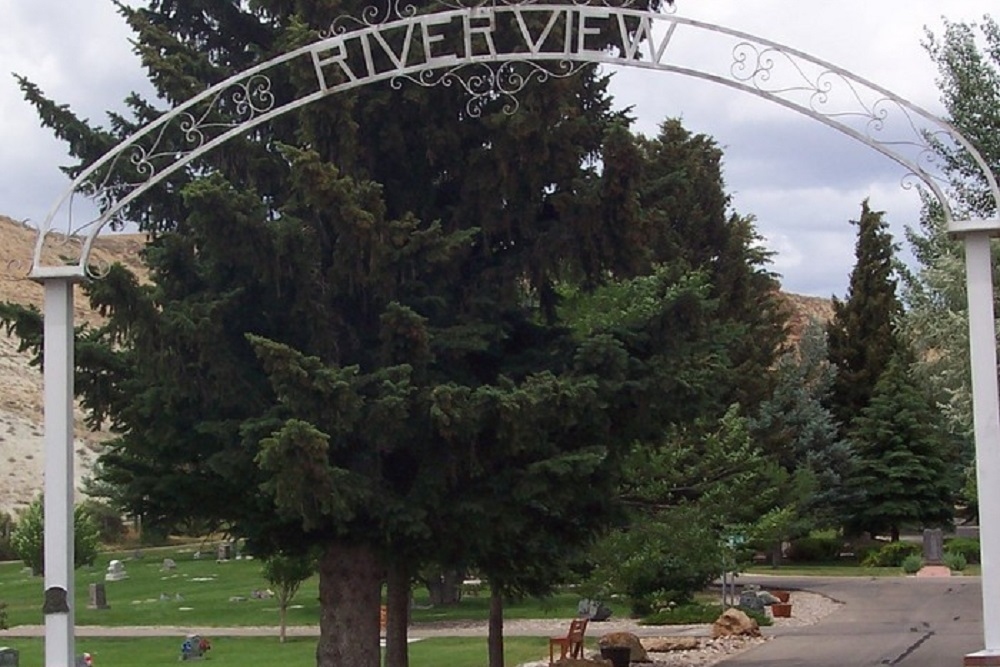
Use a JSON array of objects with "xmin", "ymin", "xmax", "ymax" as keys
[{"xmin": 726, "ymin": 575, "xmax": 985, "ymax": 667}]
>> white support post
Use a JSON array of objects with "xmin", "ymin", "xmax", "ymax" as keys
[
  {"xmin": 42, "ymin": 278, "xmax": 76, "ymax": 667},
  {"xmin": 963, "ymin": 231, "xmax": 1000, "ymax": 666}
]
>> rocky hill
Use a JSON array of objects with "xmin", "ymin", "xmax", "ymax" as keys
[
  {"xmin": 0, "ymin": 215, "xmax": 835, "ymax": 515},
  {"xmin": 0, "ymin": 216, "xmax": 146, "ymax": 515}
]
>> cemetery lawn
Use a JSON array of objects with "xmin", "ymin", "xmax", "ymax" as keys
[
  {"xmin": 0, "ymin": 636, "xmax": 551, "ymax": 667},
  {"xmin": 0, "ymin": 547, "xmax": 581, "ymax": 628}
]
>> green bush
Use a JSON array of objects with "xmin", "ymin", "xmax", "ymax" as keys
[
  {"xmin": 861, "ymin": 541, "xmax": 921, "ymax": 568},
  {"xmin": 786, "ymin": 536, "xmax": 841, "ymax": 563},
  {"xmin": 944, "ymin": 551, "xmax": 968, "ymax": 572},
  {"xmin": 901, "ymin": 554, "xmax": 923, "ymax": 574},
  {"xmin": 0, "ymin": 600, "xmax": 8, "ymax": 630},
  {"xmin": 79, "ymin": 499, "xmax": 126, "ymax": 545},
  {"xmin": 737, "ymin": 606, "xmax": 774, "ymax": 627},
  {"xmin": 11, "ymin": 497, "xmax": 100, "ymax": 575},
  {"xmin": 0, "ymin": 511, "xmax": 15, "ymax": 561},
  {"xmin": 944, "ymin": 537, "xmax": 980, "ymax": 565},
  {"xmin": 588, "ymin": 508, "xmax": 724, "ymax": 616},
  {"xmin": 642, "ymin": 602, "xmax": 773, "ymax": 627}
]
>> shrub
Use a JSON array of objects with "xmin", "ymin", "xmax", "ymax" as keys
[
  {"xmin": 0, "ymin": 512, "xmax": 15, "ymax": 562},
  {"xmin": 861, "ymin": 541, "xmax": 921, "ymax": 568},
  {"xmin": 901, "ymin": 554, "xmax": 923, "ymax": 574},
  {"xmin": 11, "ymin": 497, "xmax": 100, "ymax": 575},
  {"xmin": 944, "ymin": 537, "xmax": 980, "ymax": 565},
  {"xmin": 79, "ymin": 499, "xmax": 126, "ymax": 545},
  {"xmin": 0, "ymin": 600, "xmax": 7, "ymax": 630},
  {"xmin": 737, "ymin": 606, "xmax": 774, "ymax": 627},
  {"xmin": 588, "ymin": 508, "xmax": 724, "ymax": 616},
  {"xmin": 944, "ymin": 551, "xmax": 968, "ymax": 572},
  {"xmin": 786, "ymin": 536, "xmax": 841, "ymax": 563},
  {"xmin": 642, "ymin": 602, "xmax": 773, "ymax": 627}
]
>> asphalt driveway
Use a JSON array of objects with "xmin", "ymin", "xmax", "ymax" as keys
[{"xmin": 725, "ymin": 575, "xmax": 985, "ymax": 666}]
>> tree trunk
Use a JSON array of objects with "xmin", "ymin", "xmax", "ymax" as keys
[
  {"xmin": 316, "ymin": 540, "xmax": 382, "ymax": 667},
  {"xmin": 890, "ymin": 526, "xmax": 900, "ymax": 542},
  {"xmin": 425, "ymin": 570, "xmax": 463, "ymax": 606},
  {"xmin": 384, "ymin": 560, "xmax": 411, "ymax": 667},
  {"xmin": 279, "ymin": 603, "xmax": 287, "ymax": 644},
  {"xmin": 488, "ymin": 583, "xmax": 504, "ymax": 667}
]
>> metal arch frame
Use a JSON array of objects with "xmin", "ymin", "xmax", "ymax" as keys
[{"xmin": 28, "ymin": 4, "xmax": 1000, "ymax": 666}]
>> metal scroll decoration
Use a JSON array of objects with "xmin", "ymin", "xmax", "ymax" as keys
[{"xmin": 26, "ymin": 1, "xmax": 999, "ymax": 279}]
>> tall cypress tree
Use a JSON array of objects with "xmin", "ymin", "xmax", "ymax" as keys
[{"xmin": 826, "ymin": 200, "xmax": 904, "ymax": 432}]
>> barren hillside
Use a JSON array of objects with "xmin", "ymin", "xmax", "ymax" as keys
[{"xmin": 0, "ymin": 216, "xmax": 146, "ymax": 514}]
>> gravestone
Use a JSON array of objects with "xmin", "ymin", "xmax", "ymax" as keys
[
  {"xmin": 105, "ymin": 559, "xmax": 128, "ymax": 582},
  {"xmin": 923, "ymin": 528, "xmax": 944, "ymax": 565},
  {"xmin": 162, "ymin": 558, "xmax": 177, "ymax": 571},
  {"xmin": 87, "ymin": 583, "xmax": 109, "ymax": 610},
  {"xmin": 216, "ymin": 542, "xmax": 233, "ymax": 562},
  {"xmin": 74, "ymin": 653, "xmax": 92, "ymax": 667},
  {"xmin": 0, "ymin": 647, "xmax": 19, "ymax": 667}
]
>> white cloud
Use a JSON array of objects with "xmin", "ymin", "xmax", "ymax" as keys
[{"xmin": 0, "ymin": 0, "xmax": 994, "ymax": 295}]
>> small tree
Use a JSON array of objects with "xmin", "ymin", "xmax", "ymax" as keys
[
  {"xmin": 11, "ymin": 497, "xmax": 100, "ymax": 575},
  {"xmin": 0, "ymin": 600, "xmax": 8, "ymax": 630},
  {"xmin": 262, "ymin": 552, "xmax": 316, "ymax": 643}
]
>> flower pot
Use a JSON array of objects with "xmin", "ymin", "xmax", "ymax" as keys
[
  {"xmin": 771, "ymin": 602, "xmax": 792, "ymax": 618},
  {"xmin": 770, "ymin": 590, "xmax": 790, "ymax": 603},
  {"xmin": 600, "ymin": 646, "xmax": 632, "ymax": 667}
]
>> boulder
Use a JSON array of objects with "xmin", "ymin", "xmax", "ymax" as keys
[
  {"xmin": 641, "ymin": 636, "xmax": 700, "ymax": 652},
  {"xmin": 711, "ymin": 608, "xmax": 761, "ymax": 638},
  {"xmin": 598, "ymin": 632, "xmax": 650, "ymax": 662}
]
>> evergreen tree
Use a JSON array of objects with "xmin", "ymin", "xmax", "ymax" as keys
[
  {"xmin": 750, "ymin": 320, "xmax": 857, "ymax": 528},
  {"xmin": 826, "ymin": 200, "xmax": 904, "ymax": 432},
  {"xmin": 846, "ymin": 349, "xmax": 957, "ymax": 541},
  {"xmin": 3, "ymin": 3, "xmax": 791, "ymax": 667}
]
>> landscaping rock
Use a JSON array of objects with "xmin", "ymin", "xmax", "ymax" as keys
[
  {"xmin": 711, "ymin": 608, "xmax": 761, "ymax": 638},
  {"xmin": 553, "ymin": 659, "xmax": 612, "ymax": 667},
  {"xmin": 641, "ymin": 636, "xmax": 700, "ymax": 652},
  {"xmin": 598, "ymin": 631, "xmax": 650, "ymax": 662}
]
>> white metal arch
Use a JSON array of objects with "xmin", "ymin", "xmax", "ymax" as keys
[{"xmin": 28, "ymin": 4, "xmax": 1000, "ymax": 666}]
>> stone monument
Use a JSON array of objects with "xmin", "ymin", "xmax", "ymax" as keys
[
  {"xmin": 105, "ymin": 559, "xmax": 128, "ymax": 582},
  {"xmin": 87, "ymin": 583, "xmax": 109, "ymax": 610}
]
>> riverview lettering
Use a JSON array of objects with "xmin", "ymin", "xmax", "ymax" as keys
[{"xmin": 311, "ymin": 5, "xmax": 678, "ymax": 89}]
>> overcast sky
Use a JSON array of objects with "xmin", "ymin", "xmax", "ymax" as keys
[{"xmin": 1, "ymin": 1, "xmax": 995, "ymax": 296}]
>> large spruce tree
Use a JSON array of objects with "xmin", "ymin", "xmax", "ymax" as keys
[
  {"xmin": 7, "ymin": 2, "xmax": 790, "ymax": 666},
  {"xmin": 846, "ymin": 348, "xmax": 957, "ymax": 540}
]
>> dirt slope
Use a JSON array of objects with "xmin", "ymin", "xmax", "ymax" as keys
[{"xmin": 0, "ymin": 216, "xmax": 146, "ymax": 514}]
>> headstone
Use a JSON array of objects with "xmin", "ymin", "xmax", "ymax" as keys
[
  {"xmin": 161, "ymin": 558, "xmax": 177, "ymax": 571},
  {"xmin": 87, "ymin": 583, "xmax": 109, "ymax": 610},
  {"xmin": 193, "ymin": 550, "xmax": 202, "ymax": 560},
  {"xmin": 0, "ymin": 647, "xmax": 19, "ymax": 667},
  {"xmin": 74, "ymin": 653, "xmax": 92, "ymax": 667},
  {"xmin": 216, "ymin": 542, "xmax": 233, "ymax": 562},
  {"xmin": 923, "ymin": 528, "xmax": 944, "ymax": 565},
  {"xmin": 577, "ymin": 598, "xmax": 612, "ymax": 621},
  {"xmin": 105, "ymin": 559, "xmax": 128, "ymax": 582}
]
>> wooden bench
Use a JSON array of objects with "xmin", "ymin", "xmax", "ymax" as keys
[{"xmin": 549, "ymin": 617, "xmax": 588, "ymax": 665}]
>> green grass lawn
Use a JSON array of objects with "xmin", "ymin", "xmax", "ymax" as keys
[
  {"xmin": 744, "ymin": 562, "xmax": 980, "ymax": 577},
  {"xmin": 0, "ymin": 636, "xmax": 552, "ymax": 667},
  {"xmin": 0, "ymin": 546, "xmax": 588, "ymax": 628}
]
